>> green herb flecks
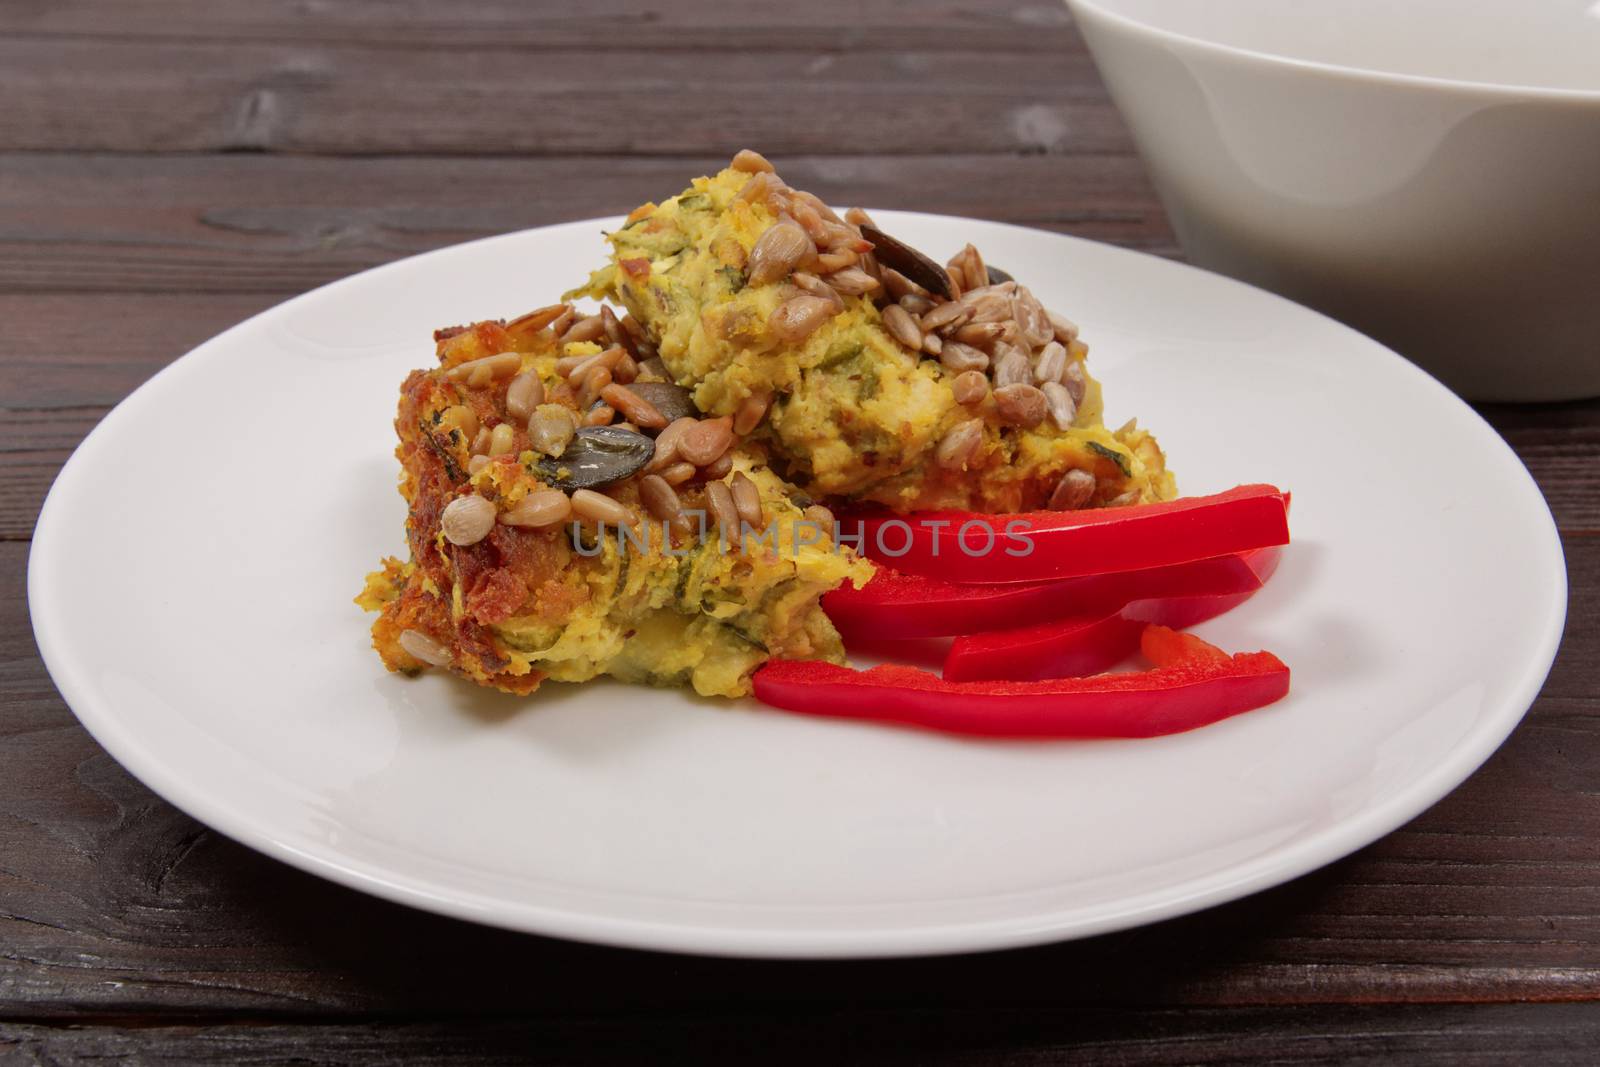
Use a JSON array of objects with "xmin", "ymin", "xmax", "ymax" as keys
[
  {"xmin": 1087, "ymin": 441, "xmax": 1133, "ymax": 478},
  {"xmin": 818, "ymin": 340, "xmax": 864, "ymax": 369}
]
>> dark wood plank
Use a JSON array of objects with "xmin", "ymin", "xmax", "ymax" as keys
[
  {"xmin": 0, "ymin": 38, "xmax": 1124, "ymax": 157},
  {"xmin": 3, "ymin": 535, "xmax": 1597, "ymax": 1018},
  {"xmin": 0, "ymin": 295, "xmax": 279, "ymax": 539},
  {"xmin": 1479, "ymin": 403, "xmax": 1600, "ymax": 533},
  {"xmin": 0, "ymin": 152, "xmax": 1175, "ymax": 297},
  {"xmin": 0, "ymin": 294, "xmax": 281, "ymax": 409},
  {"xmin": 5, "ymin": 1003, "xmax": 1600, "ymax": 1065},
  {"xmin": 4, "ymin": 0, "xmax": 1087, "ymax": 53}
]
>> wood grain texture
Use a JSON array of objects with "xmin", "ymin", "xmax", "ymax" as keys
[
  {"xmin": 4, "ymin": 0, "xmax": 1089, "ymax": 52},
  {"xmin": 0, "ymin": 40, "xmax": 1125, "ymax": 157},
  {"xmin": 6, "ymin": 1004, "xmax": 1600, "ymax": 1065},
  {"xmin": 0, "ymin": 153, "xmax": 1175, "ymax": 296},
  {"xmin": 2, "ymin": 0, "xmax": 1596, "ymax": 1059}
]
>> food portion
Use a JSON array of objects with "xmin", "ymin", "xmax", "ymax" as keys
[
  {"xmin": 569, "ymin": 150, "xmax": 1174, "ymax": 513},
  {"xmin": 358, "ymin": 314, "xmax": 869, "ymax": 699},
  {"xmin": 845, "ymin": 484, "xmax": 1291, "ymax": 583},
  {"xmin": 822, "ymin": 547, "xmax": 1279, "ymax": 640},
  {"xmin": 753, "ymin": 625, "xmax": 1291, "ymax": 740},
  {"xmin": 939, "ymin": 546, "xmax": 1282, "ymax": 683},
  {"xmin": 360, "ymin": 149, "xmax": 1291, "ymax": 736}
]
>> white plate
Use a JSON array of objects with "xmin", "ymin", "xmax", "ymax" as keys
[{"xmin": 29, "ymin": 212, "xmax": 1565, "ymax": 958}]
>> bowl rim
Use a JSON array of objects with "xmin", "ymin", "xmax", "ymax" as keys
[{"xmin": 1065, "ymin": 0, "xmax": 1600, "ymax": 103}]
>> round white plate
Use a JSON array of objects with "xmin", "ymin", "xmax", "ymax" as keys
[{"xmin": 29, "ymin": 212, "xmax": 1565, "ymax": 958}]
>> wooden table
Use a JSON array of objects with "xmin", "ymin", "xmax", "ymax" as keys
[{"xmin": 4, "ymin": 2, "xmax": 1596, "ymax": 1061}]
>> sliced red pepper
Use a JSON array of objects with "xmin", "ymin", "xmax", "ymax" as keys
[
  {"xmin": 752, "ymin": 625, "xmax": 1290, "ymax": 739},
  {"xmin": 843, "ymin": 484, "xmax": 1289, "ymax": 584},
  {"xmin": 826, "ymin": 547, "xmax": 1273, "ymax": 640},
  {"xmin": 942, "ymin": 546, "xmax": 1282, "ymax": 681},
  {"xmin": 943, "ymin": 611, "xmax": 1144, "ymax": 682}
]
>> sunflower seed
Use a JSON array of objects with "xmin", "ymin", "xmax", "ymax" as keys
[
  {"xmin": 600, "ymin": 383, "xmax": 669, "ymax": 430},
  {"xmin": 920, "ymin": 300, "xmax": 971, "ymax": 333},
  {"xmin": 577, "ymin": 365, "xmax": 612, "ymax": 409},
  {"xmin": 736, "ymin": 171, "xmax": 779, "ymax": 205},
  {"xmin": 881, "ymin": 304, "xmax": 924, "ymax": 349},
  {"xmin": 951, "ymin": 369, "xmax": 989, "ymax": 404},
  {"xmin": 952, "ymin": 244, "xmax": 986, "ymax": 299},
  {"xmin": 993, "ymin": 383, "xmax": 1048, "ymax": 427},
  {"xmin": 505, "ymin": 371, "xmax": 545, "ymax": 421},
  {"xmin": 506, "ymin": 303, "xmax": 570, "ymax": 335},
  {"xmin": 935, "ymin": 419, "xmax": 985, "ymax": 469},
  {"xmin": 814, "ymin": 250, "xmax": 857, "ymax": 273},
  {"xmin": 769, "ymin": 294, "xmax": 838, "ymax": 342},
  {"xmin": 559, "ymin": 315, "xmax": 607, "ymax": 346},
  {"xmin": 677, "ymin": 416, "xmax": 735, "ymax": 466},
  {"xmin": 730, "ymin": 148, "xmax": 776, "ymax": 174},
  {"xmin": 705, "ymin": 480, "xmax": 740, "ymax": 539},
  {"xmin": 658, "ymin": 461, "xmax": 697, "ymax": 486},
  {"xmin": 940, "ymin": 340, "xmax": 989, "ymax": 373},
  {"xmin": 1033, "ymin": 341, "xmax": 1067, "ymax": 385},
  {"xmin": 1063, "ymin": 358, "xmax": 1088, "ymax": 406},
  {"xmin": 1015, "ymin": 287, "xmax": 1055, "ymax": 348},
  {"xmin": 791, "ymin": 271, "xmax": 846, "ymax": 311},
  {"xmin": 1048, "ymin": 469, "xmax": 1095, "ymax": 510},
  {"xmin": 571, "ymin": 488, "xmax": 638, "ymax": 528},
  {"xmin": 961, "ymin": 289, "xmax": 1014, "ymax": 324},
  {"xmin": 639, "ymin": 474, "xmax": 684, "ymax": 525},
  {"xmin": 645, "ymin": 416, "xmax": 696, "ymax": 471},
  {"xmin": 699, "ymin": 451, "xmax": 735, "ymax": 481},
  {"xmin": 1047, "ymin": 310, "xmax": 1081, "ymax": 343},
  {"xmin": 953, "ymin": 321, "xmax": 1005, "ymax": 348},
  {"xmin": 733, "ymin": 391, "xmax": 771, "ymax": 436},
  {"xmin": 748, "ymin": 220, "xmax": 814, "ymax": 286},
  {"xmin": 399, "ymin": 629, "xmax": 452, "ymax": 668},
  {"xmin": 624, "ymin": 381, "xmax": 696, "ymax": 427},
  {"xmin": 991, "ymin": 346, "xmax": 1032, "ymax": 388},
  {"xmin": 449, "ymin": 350, "xmax": 522, "ymax": 384},
  {"xmin": 499, "ymin": 488, "xmax": 573, "ymax": 528},
  {"xmin": 729, "ymin": 471, "xmax": 765, "ymax": 529},
  {"xmin": 1041, "ymin": 380, "xmax": 1078, "ymax": 431},
  {"xmin": 826, "ymin": 267, "xmax": 880, "ymax": 297}
]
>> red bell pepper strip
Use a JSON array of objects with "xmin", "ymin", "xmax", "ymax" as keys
[
  {"xmin": 752, "ymin": 626, "xmax": 1290, "ymax": 739},
  {"xmin": 942, "ymin": 546, "xmax": 1282, "ymax": 681},
  {"xmin": 843, "ymin": 484, "xmax": 1289, "ymax": 584},
  {"xmin": 943, "ymin": 611, "xmax": 1144, "ymax": 682},
  {"xmin": 823, "ymin": 549, "xmax": 1269, "ymax": 640}
]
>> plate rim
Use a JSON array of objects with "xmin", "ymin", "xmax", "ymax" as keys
[{"xmin": 27, "ymin": 212, "xmax": 1568, "ymax": 958}]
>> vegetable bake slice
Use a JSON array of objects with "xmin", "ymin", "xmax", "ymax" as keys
[
  {"xmin": 358, "ymin": 313, "xmax": 870, "ymax": 698},
  {"xmin": 569, "ymin": 150, "xmax": 1176, "ymax": 513}
]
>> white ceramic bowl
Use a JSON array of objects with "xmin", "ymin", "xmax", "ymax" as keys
[{"xmin": 1066, "ymin": 0, "xmax": 1600, "ymax": 400}]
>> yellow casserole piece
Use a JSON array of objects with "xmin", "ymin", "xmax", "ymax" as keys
[{"xmin": 570, "ymin": 163, "xmax": 1176, "ymax": 512}]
